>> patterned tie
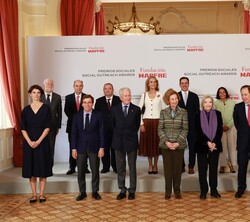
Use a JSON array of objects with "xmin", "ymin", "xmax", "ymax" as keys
[
  {"xmin": 85, "ymin": 113, "xmax": 90, "ymax": 131},
  {"xmin": 124, "ymin": 105, "xmax": 128, "ymax": 117},
  {"xmin": 248, "ymin": 105, "xmax": 250, "ymax": 126},
  {"xmin": 76, "ymin": 95, "xmax": 80, "ymax": 111},
  {"xmin": 46, "ymin": 94, "xmax": 51, "ymax": 106},
  {"xmin": 107, "ymin": 99, "xmax": 111, "ymax": 110}
]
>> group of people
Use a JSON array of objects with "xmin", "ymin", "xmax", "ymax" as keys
[{"xmin": 20, "ymin": 76, "xmax": 250, "ymax": 203}]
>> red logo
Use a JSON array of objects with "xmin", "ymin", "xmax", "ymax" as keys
[{"xmin": 88, "ymin": 47, "xmax": 105, "ymax": 53}]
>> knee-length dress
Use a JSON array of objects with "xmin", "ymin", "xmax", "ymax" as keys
[{"xmin": 21, "ymin": 103, "xmax": 52, "ymax": 178}]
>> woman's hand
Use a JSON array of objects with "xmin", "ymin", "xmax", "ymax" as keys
[{"xmin": 140, "ymin": 125, "xmax": 145, "ymax": 132}]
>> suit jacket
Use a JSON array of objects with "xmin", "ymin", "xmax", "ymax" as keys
[
  {"xmin": 41, "ymin": 92, "xmax": 62, "ymax": 131},
  {"xmin": 94, "ymin": 95, "xmax": 121, "ymax": 132},
  {"xmin": 111, "ymin": 102, "xmax": 141, "ymax": 152},
  {"xmin": 233, "ymin": 102, "xmax": 250, "ymax": 151},
  {"xmin": 64, "ymin": 92, "xmax": 85, "ymax": 133},
  {"xmin": 71, "ymin": 109, "xmax": 104, "ymax": 154},
  {"xmin": 195, "ymin": 110, "xmax": 223, "ymax": 153},
  {"xmin": 178, "ymin": 91, "xmax": 200, "ymax": 132}
]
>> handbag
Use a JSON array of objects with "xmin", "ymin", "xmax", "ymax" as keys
[{"xmin": 141, "ymin": 92, "xmax": 146, "ymax": 114}]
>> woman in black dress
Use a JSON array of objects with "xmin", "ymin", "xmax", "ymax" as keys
[{"xmin": 21, "ymin": 85, "xmax": 52, "ymax": 203}]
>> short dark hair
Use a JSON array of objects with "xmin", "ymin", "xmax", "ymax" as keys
[
  {"xmin": 216, "ymin": 87, "xmax": 230, "ymax": 100},
  {"xmin": 82, "ymin": 94, "xmax": 94, "ymax": 103},
  {"xmin": 240, "ymin": 85, "xmax": 250, "ymax": 93},
  {"xmin": 179, "ymin": 77, "xmax": 189, "ymax": 84},
  {"xmin": 28, "ymin": 85, "xmax": 44, "ymax": 95}
]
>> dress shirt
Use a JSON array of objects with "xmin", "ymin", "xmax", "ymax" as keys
[
  {"xmin": 45, "ymin": 92, "xmax": 52, "ymax": 103},
  {"xmin": 181, "ymin": 91, "xmax": 189, "ymax": 104}
]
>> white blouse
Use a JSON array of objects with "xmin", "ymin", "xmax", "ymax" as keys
[{"xmin": 138, "ymin": 91, "xmax": 166, "ymax": 125}]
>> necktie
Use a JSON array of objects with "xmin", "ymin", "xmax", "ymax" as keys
[
  {"xmin": 85, "ymin": 113, "xmax": 90, "ymax": 131},
  {"xmin": 248, "ymin": 105, "xmax": 250, "ymax": 126},
  {"xmin": 183, "ymin": 92, "xmax": 188, "ymax": 106},
  {"xmin": 124, "ymin": 105, "xmax": 128, "ymax": 117},
  {"xmin": 46, "ymin": 94, "xmax": 51, "ymax": 106},
  {"xmin": 76, "ymin": 95, "xmax": 80, "ymax": 111},
  {"xmin": 107, "ymin": 99, "xmax": 111, "ymax": 110}
]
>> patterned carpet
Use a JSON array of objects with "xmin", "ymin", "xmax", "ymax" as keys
[{"xmin": 1, "ymin": 192, "xmax": 250, "ymax": 221}]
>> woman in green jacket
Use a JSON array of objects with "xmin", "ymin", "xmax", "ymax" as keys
[{"xmin": 158, "ymin": 88, "xmax": 188, "ymax": 199}]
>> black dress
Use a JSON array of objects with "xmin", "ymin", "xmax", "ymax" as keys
[{"xmin": 21, "ymin": 103, "xmax": 52, "ymax": 178}]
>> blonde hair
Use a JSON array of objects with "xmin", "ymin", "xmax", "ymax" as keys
[
  {"xmin": 145, "ymin": 76, "xmax": 159, "ymax": 92},
  {"xmin": 200, "ymin": 95, "xmax": 214, "ymax": 110}
]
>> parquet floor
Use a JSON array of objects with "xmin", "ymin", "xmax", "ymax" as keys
[{"xmin": 1, "ymin": 192, "xmax": 250, "ymax": 221}]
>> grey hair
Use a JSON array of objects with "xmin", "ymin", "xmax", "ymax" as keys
[{"xmin": 119, "ymin": 87, "xmax": 131, "ymax": 96}]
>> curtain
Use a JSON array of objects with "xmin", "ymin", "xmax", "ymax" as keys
[
  {"xmin": 95, "ymin": 4, "xmax": 106, "ymax": 35},
  {"xmin": 60, "ymin": 0, "xmax": 95, "ymax": 35},
  {"xmin": 244, "ymin": 10, "xmax": 250, "ymax": 33},
  {"xmin": 0, "ymin": 0, "xmax": 22, "ymax": 166}
]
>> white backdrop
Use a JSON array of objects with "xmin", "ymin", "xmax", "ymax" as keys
[{"xmin": 28, "ymin": 34, "xmax": 250, "ymax": 162}]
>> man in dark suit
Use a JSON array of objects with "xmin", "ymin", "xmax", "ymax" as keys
[
  {"xmin": 178, "ymin": 77, "xmax": 200, "ymax": 174},
  {"xmin": 94, "ymin": 83, "xmax": 121, "ymax": 173},
  {"xmin": 111, "ymin": 87, "xmax": 141, "ymax": 200},
  {"xmin": 64, "ymin": 80, "xmax": 90, "ymax": 175},
  {"xmin": 233, "ymin": 85, "xmax": 250, "ymax": 198},
  {"xmin": 71, "ymin": 94, "xmax": 104, "ymax": 201},
  {"xmin": 41, "ymin": 78, "xmax": 62, "ymax": 167}
]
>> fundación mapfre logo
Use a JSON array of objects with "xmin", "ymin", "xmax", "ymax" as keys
[
  {"xmin": 187, "ymin": 45, "xmax": 204, "ymax": 52},
  {"xmin": 240, "ymin": 66, "xmax": 250, "ymax": 77},
  {"xmin": 88, "ymin": 46, "xmax": 105, "ymax": 53}
]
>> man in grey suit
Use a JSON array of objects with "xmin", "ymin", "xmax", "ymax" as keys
[
  {"xmin": 111, "ymin": 87, "xmax": 141, "ymax": 200},
  {"xmin": 41, "ymin": 78, "xmax": 62, "ymax": 166},
  {"xmin": 234, "ymin": 85, "xmax": 250, "ymax": 198}
]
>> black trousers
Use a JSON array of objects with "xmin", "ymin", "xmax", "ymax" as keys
[
  {"xmin": 237, "ymin": 136, "xmax": 250, "ymax": 192},
  {"xmin": 102, "ymin": 132, "xmax": 116, "ymax": 171},
  {"xmin": 197, "ymin": 152, "xmax": 219, "ymax": 195}
]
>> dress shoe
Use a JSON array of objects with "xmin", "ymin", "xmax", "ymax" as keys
[
  {"xmin": 39, "ymin": 195, "xmax": 46, "ymax": 203},
  {"xmin": 101, "ymin": 169, "xmax": 109, "ymax": 174},
  {"xmin": 153, "ymin": 171, "xmax": 158, "ymax": 174},
  {"xmin": 165, "ymin": 194, "xmax": 171, "ymax": 200},
  {"xmin": 66, "ymin": 169, "xmax": 76, "ymax": 175},
  {"xmin": 116, "ymin": 193, "xmax": 126, "ymax": 200},
  {"xmin": 29, "ymin": 196, "xmax": 37, "ymax": 203},
  {"xmin": 211, "ymin": 192, "xmax": 221, "ymax": 198},
  {"xmin": 188, "ymin": 168, "xmax": 194, "ymax": 174},
  {"xmin": 148, "ymin": 171, "xmax": 153, "ymax": 174},
  {"xmin": 175, "ymin": 194, "xmax": 182, "ymax": 199},
  {"xmin": 235, "ymin": 191, "xmax": 244, "ymax": 198},
  {"xmin": 92, "ymin": 192, "xmax": 101, "ymax": 200},
  {"xmin": 85, "ymin": 169, "xmax": 91, "ymax": 174},
  {"xmin": 200, "ymin": 194, "xmax": 207, "ymax": 200},
  {"xmin": 76, "ymin": 192, "xmax": 87, "ymax": 201},
  {"xmin": 128, "ymin": 193, "xmax": 135, "ymax": 200}
]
